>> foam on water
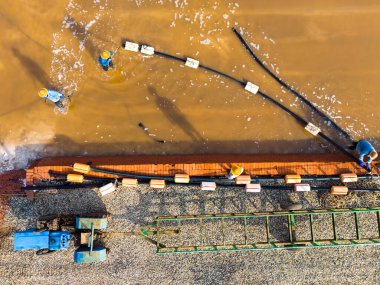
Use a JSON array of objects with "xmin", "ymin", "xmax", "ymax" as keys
[
  {"xmin": 50, "ymin": 0, "xmax": 111, "ymax": 97},
  {"xmin": 0, "ymin": 127, "xmax": 55, "ymax": 173},
  {"xmin": 0, "ymin": 0, "xmax": 112, "ymax": 173}
]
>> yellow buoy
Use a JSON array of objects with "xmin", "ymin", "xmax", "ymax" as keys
[
  {"xmin": 73, "ymin": 163, "xmax": 91, "ymax": 174},
  {"xmin": 67, "ymin": 174, "xmax": 84, "ymax": 183}
]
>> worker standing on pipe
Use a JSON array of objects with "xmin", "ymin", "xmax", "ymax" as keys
[
  {"xmin": 349, "ymin": 140, "xmax": 378, "ymax": 170},
  {"xmin": 99, "ymin": 50, "xmax": 114, "ymax": 71},
  {"xmin": 38, "ymin": 88, "xmax": 65, "ymax": 110}
]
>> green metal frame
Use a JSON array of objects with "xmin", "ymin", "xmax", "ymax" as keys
[{"xmin": 141, "ymin": 207, "xmax": 380, "ymax": 254}]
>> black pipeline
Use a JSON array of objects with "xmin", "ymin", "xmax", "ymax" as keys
[
  {"xmin": 49, "ymin": 168, "xmax": 376, "ymax": 184},
  {"xmin": 22, "ymin": 182, "xmax": 380, "ymax": 193},
  {"xmin": 134, "ymin": 43, "xmax": 366, "ymax": 170},
  {"xmin": 232, "ymin": 27, "xmax": 354, "ymax": 143}
]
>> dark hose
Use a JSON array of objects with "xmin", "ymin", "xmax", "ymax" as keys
[
  {"xmin": 49, "ymin": 170, "xmax": 376, "ymax": 183},
  {"xmin": 232, "ymin": 27, "xmax": 354, "ymax": 142},
  {"xmin": 133, "ymin": 43, "xmax": 367, "ymax": 171},
  {"xmin": 22, "ymin": 182, "xmax": 380, "ymax": 193}
]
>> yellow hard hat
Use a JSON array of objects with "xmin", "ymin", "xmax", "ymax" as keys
[
  {"xmin": 101, "ymin": 50, "xmax": 111, "ymax": 59},
  {"xmin": 230, "ymin": 165, "xmax": 243, "ymax": 176},
  {"xmin": 38, "ymin": 88, "xmax": 48, "ymax": 98}
]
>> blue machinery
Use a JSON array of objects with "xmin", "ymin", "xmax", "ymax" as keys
[
  {"xmin": 14, "ymin": 216, "xmax": 108, "ymax": 263},
  {"xmin": 8, "ymin": 207, "xmax": 380, "ymax": 262}
]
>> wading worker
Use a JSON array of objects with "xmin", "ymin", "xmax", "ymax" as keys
[
  {"xmin": 38, "ymin": 88, "xmax": 65, "ymax": 109},
  {"xmin": 99, "ymin": 50, "xmax": 114, "ymax": 71},
  {"xmin": 349, "ymin": 139, "xmax": 378, "ymax": 170}
]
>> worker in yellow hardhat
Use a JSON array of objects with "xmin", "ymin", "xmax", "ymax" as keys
[
  {"xmin": 227, "ymin": 164, "xmax": 244, "ymax": 179},
  {"xmin": 38, "ymin": 88, "xmax": 65, "ymax": 110},
  {"xmin": 99, "ymin": 49, "xmax": 114, "ymax": 71}
]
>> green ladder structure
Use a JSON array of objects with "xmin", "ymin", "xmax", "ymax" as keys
[{"xmin": 143, "ymin": 207, "xmax": 380, "ymax": 254}]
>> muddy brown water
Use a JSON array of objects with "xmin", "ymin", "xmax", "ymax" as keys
[{"xmin": 1, "ymin": 0, "xmax": 380, "ymax": 169}]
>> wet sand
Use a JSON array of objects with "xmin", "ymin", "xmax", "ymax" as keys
[{"xmin": 1, "ymin": 1, "xmax": 380, "ymax": 170}]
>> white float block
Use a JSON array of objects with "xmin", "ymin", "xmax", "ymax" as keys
[
  {"xmin": 122, "ymin": 178, "xmax": 138, "ymax": 187},
  {"xmin": 245, "ymin": 184, "xmax": 261, "ymax": 193},
  {"xmin": 305, "ymin": 122, "xmax": 320, "ymax": 136},
  {"xmin": 285, "ymin": 174, "xmax": 302, "ymax": 184},
  {"xmin": 201, "ymin": 182, "xmax": 216, "ymax": 191},
  {"xmin": 124, "ymin": 41, "xmax": 139, "ymax": 52},
  {"xmin": 99, "ymin": 183, "xmax": 116, "ymax": 196},
  {"xmin": 185, "ymin": 57, "xmax": 199, "ymax": 69},
  {"xmin": 140, "ymin": 45, "xmax": 155, "ymax": 55},
  {"xmin": 340, "ymin": 173, "xmax": 358, "ymax": 183},
  {"xmin": 245, "ymin": 81, "xmax": 259, "ymax": 94},
  {"xmin": 235, "ymin": 175, "xmax": 251, "ymax": 185},
  {"xmin": 294, "ymin": 184, "xmax": 311, "ymax": 192},
  {"xmin": 330, "ymin": 186, "xmax": 348, "ymax": 195},
  {"xmin": 73, "ymin": 163, "xmax": 91, "ymax": 174},
  {"xmin": 174, "ymin": 174, "xmax": 190, "ymax": 183},
  {"xmin": 150, "ymin": 179, "xmax": 165, "ymax": 189}
]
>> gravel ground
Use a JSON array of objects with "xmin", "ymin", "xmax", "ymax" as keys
[{"xmin": 1, "ymin": 184, "xmax": 380, "ymax": 285}]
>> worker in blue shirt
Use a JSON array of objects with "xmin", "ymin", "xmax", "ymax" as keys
[
  {"xmin": 38, "ymin": 88, "xmax": 65, "ymax": 109},
  {"xmin": 349, "ymin": 140, "xmax": 378, "ymax": 170},
  {"xmin": 99, "ymin": 50, "xmax": 114, "ymax": 71}
]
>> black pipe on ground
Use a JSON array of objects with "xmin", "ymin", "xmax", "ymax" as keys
[
  {"xmin": 232, "ymin": 27, "xmax": 354, "ymax": 143},
  {"xmin": 21, "ymin": 182, "xmax": 380, "ymax": 193},
  {"xmin": 145, "ymin": 45, "xmax": 367, "ymax": 171},
  {"xmin": 49, "ymin": 170, "xmax": 377, "ymax": 184}
]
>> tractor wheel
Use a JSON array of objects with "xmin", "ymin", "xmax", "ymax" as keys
[
  {"xmin": 60, "ymin": 225, "xmax": 76, "ymax": 233},
  {"xmin": 35, "ymin": 227, "xmax": 48, "ymax": 233},
  {"xmin": 36, "ymin": 249, "xmax": 55, "ymax": 255},
  {"xmin": 287, "ymin": 204, "xmax": 303, "ymax": 211},
  {"xmin": 37, "ymin": 214, "xmax": 58, "ymax": 222},
  {"xmin": 79, "ymin": 212, "xmax": 110, "ymax": 218},
  {"xmin": 0, "ymin": 235, "xmax": 13, "ymax": 251},
  {"xmin": 37, "ymin": 215, "xmax": 61, "ymax": 230}
]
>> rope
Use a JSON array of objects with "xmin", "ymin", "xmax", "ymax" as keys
[{"xmin": 232, "ymin": 27, "xmax": 355, "ymax": 142}]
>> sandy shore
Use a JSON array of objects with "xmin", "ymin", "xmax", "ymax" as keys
[{"xmin": 1, "ymin": 184, "xmax": 380, "ymax": 285}]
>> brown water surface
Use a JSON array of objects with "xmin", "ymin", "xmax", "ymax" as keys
[{"xmin": 1, "ymin": 0, "xmax": 380, "ymax": 169}]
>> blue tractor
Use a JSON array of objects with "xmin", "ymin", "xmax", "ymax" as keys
[{"xmin": 13, "ymin": 214, "xmax": 108, "ymax": 263}]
